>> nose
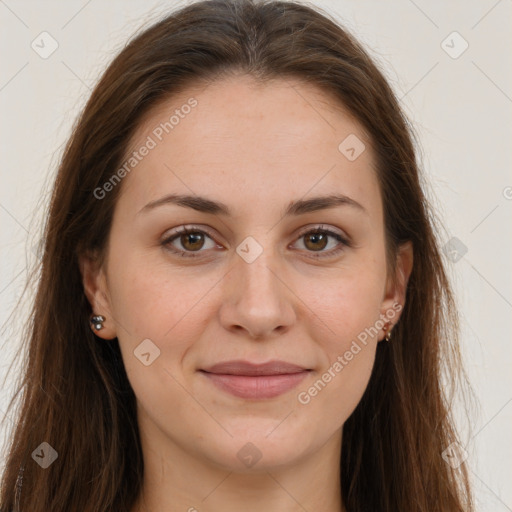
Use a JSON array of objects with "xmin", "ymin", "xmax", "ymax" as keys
[{"xmin": 218, "ymin": 245, "xmax": 296, "ymax": 340}]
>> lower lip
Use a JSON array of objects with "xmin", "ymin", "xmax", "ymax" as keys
[{"xmin": 201, "ymin": 371, "xmax": 310, "ymax": 399}]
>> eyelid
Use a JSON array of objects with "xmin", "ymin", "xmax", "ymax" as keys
[
  {"xmin": 161, "ymin": 225, "xmax": 222, "ymax": 258},
  {"xmin": 294, "ymin": 223, "xmax": 349, "ymax": 242},
  {"xmin": 291, "ymin": 224, "xmax": 351, "ymax": 258}
]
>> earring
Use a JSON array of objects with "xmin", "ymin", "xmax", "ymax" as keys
[
  {"xmin": 90, "ymin": 314, "xmax": 105, "ymax": 331},
  {"xmin": 383, "ymin": 322, "xmax": 393, "ymax": 342}
]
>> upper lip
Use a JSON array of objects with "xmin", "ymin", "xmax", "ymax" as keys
[{"xmin": 201, "ymin": 360, "xmax": 310, "ymax": 376}]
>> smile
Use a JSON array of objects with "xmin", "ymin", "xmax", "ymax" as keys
[{"xmin": 199, "ymin": 360, "xmax": 312, "ymax": 399}]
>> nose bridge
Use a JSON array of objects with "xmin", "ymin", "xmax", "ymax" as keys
[
  {"xmin": 238, "ymin": 243, "xmax": 280, "ymax": 300},
  {"xmin": 219, "ymin": 235, "xmax": 295, "ymax": 338}
]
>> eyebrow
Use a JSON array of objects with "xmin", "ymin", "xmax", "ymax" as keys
[{"xmin": 137, "ymin": 193, "xmax": 367, "ymax": 217}]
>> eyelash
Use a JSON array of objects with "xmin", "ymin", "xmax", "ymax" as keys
[{"xmin": 161, "ymin": 225, "xmax": 351, "ymax": 260}]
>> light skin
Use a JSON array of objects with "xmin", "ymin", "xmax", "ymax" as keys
[{"xmin": 80, "ymin": 74, "xmax": 413, "ymax": 512}]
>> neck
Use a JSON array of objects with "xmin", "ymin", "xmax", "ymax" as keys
[{"xmin": 132, "ymin": 424, "xmax": 346, "ymax": 512}]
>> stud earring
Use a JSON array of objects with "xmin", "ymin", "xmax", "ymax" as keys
[{"xmin": 90, "ymin": 315, "xmax": 105, "ymax": 331}]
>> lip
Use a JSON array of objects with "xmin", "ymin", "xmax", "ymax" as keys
[{"xmin": 199, "ymin": 360, "xmax": 311, "ymax": 399}]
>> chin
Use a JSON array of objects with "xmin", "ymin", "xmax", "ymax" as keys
[{"xmin": 201, "ymin": 424, "xmax": 314, "ymax": 472}]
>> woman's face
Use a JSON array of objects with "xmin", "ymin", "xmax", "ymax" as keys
[{"xmin": 81, "ymin": 74, "xmax": 411, "ymax": 472}]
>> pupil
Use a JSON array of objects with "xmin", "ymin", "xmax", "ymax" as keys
[
  {"xmin": 306, "ymin": 233, "xmax": 327, "ymax": 251},
  {"xmin": 183, "ymin": 232, "xmax": 203, "ymax": 250}
]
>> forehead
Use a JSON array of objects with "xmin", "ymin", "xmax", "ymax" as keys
[{"xmin": 117, "ymin": 74, "xmax": 381, "ymax": 221}]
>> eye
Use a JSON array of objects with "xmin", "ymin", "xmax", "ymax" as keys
[
  {"xmin": 161, "ymin": 224, "xmax": 350, "ymax": 259},
  {"xmin": 161, "ymin": 226, "xmax": 219, "ymax": 258},
  {"xmin": 292, "ymin": 225, "xmax": 350, "ymax": 258}
]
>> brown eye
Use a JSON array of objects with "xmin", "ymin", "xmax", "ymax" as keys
[
  {"xmin": 162, "ymin": 226, "xmax": 218, "ymax": 258},
  {"xmin": 293, "ymin": 226, "xmax": 350, "ymax": 259},
  {"xmin": 180, "ymin": 232, "xmax": 205, "ymax": 251},
  {"xmin": 303, "ymin": 232, "xmax": 329, "ymax": 251}
]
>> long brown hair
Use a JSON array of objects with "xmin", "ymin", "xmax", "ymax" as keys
[{"xmin": 0, "ymin": 1, "xmax": 473, "ymax": 510}]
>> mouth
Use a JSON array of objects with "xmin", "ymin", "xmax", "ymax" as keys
[{"xmin": 199, "ymin": 360, "xmax": 312, "ymax": 399}]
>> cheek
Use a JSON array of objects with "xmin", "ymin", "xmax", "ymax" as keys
[
  {"xmin": 107, "ymin": 253, "xmax": 218, "ymax": 341},
  {"xmin": 107, "ymin": 258, "xmax": 217, "ymax": 415},
  {"xmin": 296, "ymin": 294, "xmax": 379, "ymax": 433},
  {"xmin": 300, "ymin": 347, "xmax": 375, "ymax": 434},
  {"xmin": 105, "ymin": 252, "xmax": 225, "ymax": 392},
  {"xmin": 298, "ymin": 263, "xmax": 385, "ymax": 350},
  {"xmin": 292, "ymin": 263, "xmax": 384, "ymax": 420}
]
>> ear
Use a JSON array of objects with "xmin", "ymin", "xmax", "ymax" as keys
[
  {"xmin": 379, "ymin": 241, "xmax": 413, "ymax": 341},
  {"xmin": 78, "ymin": 250, "xmax": 117, "ymax": 340}
]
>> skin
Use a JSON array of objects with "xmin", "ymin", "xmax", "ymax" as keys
[{"xmin": 80, "ymin": 74, "xmax": 413, "ymax": 512}]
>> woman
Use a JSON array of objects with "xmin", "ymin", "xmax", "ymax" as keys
[{"xmin": 0, "ymin": 0, "xmax": 473, "ymax": 510}]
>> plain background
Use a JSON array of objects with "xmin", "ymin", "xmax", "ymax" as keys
[{"xmin": 0, "ymin": 0, "xmax": 511, "ymax": 509}]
